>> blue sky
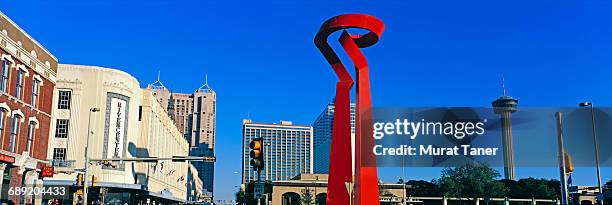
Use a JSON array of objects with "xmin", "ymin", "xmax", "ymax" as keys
[{"xmin": 2, "ymin": 0, "xmax": 612, "ymax": 201}]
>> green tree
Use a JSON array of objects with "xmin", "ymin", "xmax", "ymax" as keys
[
  {"xmin": 406, "ymin": 180, "xmax": 441, "ymax": 197},
  {"xmin": 434, "ymin": 163, "xmax": 507, "ymax": 198},
  {"xmin": 235, "ymin": 190, "xmax": 245, "ymax": 205},
  {"xmin": 301, "ymin": 188, "xmax": 315, "ymax": 205},
  {"xmin": 501, "ymin": 178, "xmax": 560, "ymax": 199}
]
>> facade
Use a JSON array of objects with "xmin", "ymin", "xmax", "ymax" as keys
[
  {"xmin": 242, "ymin": 120, "xmax": 313, "ymax": 184},
  {"xmin": 0, "ymin": 11, "xmax": 58, "ymax": 204},
  {"xmin": 254, "ymin": 174, "xmax": 404, "ymax": 205},
  {"xmin": 149, "ymin": 78, "xmax": 217, "ymax": 198},
  {"xmin": 45, "ymin": 64, "xmax": 190, "ymax": 204},
  {"xmin": 312, "ymin": 101, "xmax": 355, "ymax": 174},
  {"xmin": 170, "ymin": 93, "xmax": 193, "ymax": 138},
  {"xmin": 186, "ymin": 163, "xmax": 204, "ymax": 202}
]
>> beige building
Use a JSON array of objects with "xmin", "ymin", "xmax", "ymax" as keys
[
  {"xmin": 46, "ymin": 64, "xmax": 190, "ymax": 204},
  {"xmin": 149, "ymin": 76, "xmax": 217, "ymax": 197},
  {"xmin": 256, "ymin": 174, "xmax": 405, "ymax": 205},
  {"xmin": 148, "ymin": 76, "xmax": 216, "ymax": 149}
]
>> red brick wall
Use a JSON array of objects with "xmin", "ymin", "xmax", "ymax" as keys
[{"xmin": 0, "ymin": 49, "xmax": 54, "ymax": 161}]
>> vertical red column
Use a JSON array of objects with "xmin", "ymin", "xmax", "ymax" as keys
[
  {"xmin": 315, "ymin": 14, "xmax": 384, "ymax": 205},
  {"xmin": 340, "ymin": 31, "xmax": 381, "ymax": 205}
]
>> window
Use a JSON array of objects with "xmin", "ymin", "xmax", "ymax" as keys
[
  {"xmin": 52, "ymin": 148, "xmax": 66, "ymax": 161},
  {"xmin": 55, "ymin": 119, "xmax": 69, "ymax": 138},
  {"xmin": 9, "ymin": 115, "xmax": 20, "ymax": 152},
  {"xmin": 26, "ymin": 122, "xmax": 35, "ymax": 155},
  {"xmin": 31, "ymin": 79, "xmax": 40, "ymax": 108},
  {"xmin": 0, "ymin": 58, "xmax": 9, "ymax": 92},
  {"xmin": 14, "ymin": 69, "xmax": 23, "ymax": 100},
  {"xmin": 0, "ymin": 109, "xmax": 5, "ymax": 134},
  {"xmin": 57, "ymin": 90, "xmax": 71, "ymax": 110}
]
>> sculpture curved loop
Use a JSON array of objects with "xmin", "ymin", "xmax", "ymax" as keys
[{"xmin": 315, "ymin": 14, "xmax": 384, "ymax": 205}]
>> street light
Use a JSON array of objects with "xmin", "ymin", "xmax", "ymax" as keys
[
  {"xmin": 83, "ymin": 107, "xmax": 100, "ymax": 205},
  {"xmin": 578, "ymin": 102, "xmax": 604, "ymax": 205}
]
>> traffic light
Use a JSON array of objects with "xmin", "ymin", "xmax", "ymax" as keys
[
  {"xmin": 249, "ymin": 138, "xmax": 264, "ymax": 171},
  {"xmin": 564, "ymin": 152, "xmax": 574, "ymax": 175},
  {"xmin": 76, "ymin": 173, "xmax": 84, "ymax": 186},
  {"xmin": 92, "ymin": 175, "xmax": 97, "ymax": 187},
  {"xmin": 100, "ymin": 160, "xmax": 117, "ymax": 168}
]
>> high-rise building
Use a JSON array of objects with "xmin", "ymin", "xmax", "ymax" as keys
[
  {"xmin": 148, "ymin": 72, "xmax": 171, "ymax": 111},
  {"xmin": 47, "ymin": 64, "xmax": 191, "ymax": 204},
  {"xmin": 189, "ymin": 83, "xmax": 216, "ymax": 149},
  {"xmin": 312, "ymin": 101, "xmax": 355, "ymax": 174},
  {"xmin": 0, "ymin": 11, "xmax": 58, "ymax": 204},
  {"xmin": 242, "ymin": 120, "xmax": 314, "ymax": 183},
  {"xmin": 148, "ymin": 76, "xmax": 216, "ymax": 199}
]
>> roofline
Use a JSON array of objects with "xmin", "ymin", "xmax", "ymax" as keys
[
  {"xmin": 243, "ymin": 121, "xmax": 312, "ymax": 129},
  {"xmin": 0, "ymin": 11, "xmax": 58, "ymax": 61}
]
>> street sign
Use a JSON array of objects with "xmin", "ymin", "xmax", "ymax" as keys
[
  {"xmin": 596, "ymin": 193, "xmax": 604, "ymax": 202},
  {"xmin": 345, "ymin": 182, "xmax": 353, "ymax": 195},
  {"xmin": 100, "ymin": 187, "xmax": 108, "ymax": 196},
  {"xmin": 41, "ymin": 166, "xmax": 54, "ymax": 178},
  {"xmin": 254, "ymin": 182, "xmax": 264, "ymax": 199}
]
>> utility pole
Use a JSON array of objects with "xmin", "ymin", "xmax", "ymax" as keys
[
  {"xmin": 555, "ymin": 112, "xmax": 569, "ymax": 205},
  {"xmin": 83, "ymin": 107, "xmax": 99, "ymax": 205}
]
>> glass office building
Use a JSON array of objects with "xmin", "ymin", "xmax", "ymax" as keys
[
  {"xmin": 242, "ymin": 120, "xmax": 313, "ymax": 183},
  {"xmin": 312, "ymin": 102, "xmax": 355, "ymax": 174}
]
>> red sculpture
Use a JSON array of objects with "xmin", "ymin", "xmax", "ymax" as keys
[{"xmin": 315, "ymin": 14, "xmax": 385, "ymax": 205}]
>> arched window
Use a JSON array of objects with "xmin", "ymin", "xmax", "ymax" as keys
[
  {"xmin": 31, "ymin": 75, "xmax": 43, "ymax": 108},
  {"xmin": 26, "ymin": 117, "xmax": 39, "ymax": 155},
  {"xmin": 14, "ymin": 66, "xmax": 24, "ymax": 100},
  {"xmin": 0, "ymin": 108, "xmax": 7, "ymax": 137},
  {"xmin": 9, "ymin": 114, "xmax": 21, "ymax": 152},
  {"xmin": 0, "ymin": 55, "xmax": 13, "ymax": 93}
]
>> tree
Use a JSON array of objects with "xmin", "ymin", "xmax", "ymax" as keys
[
  {"xmin": 501, "ymin": 178, "xmax": 560, "ymax": 199},
  {"xmin": 406, "ymin": 180, "xmax": 441, "ymax": 197},
  {"xmin": 301, "ymin": 188, "xmax": 315, "ymax": 205},
  {"xmin": 434, "ymin": 163, "xmax": 507, "ymax": 198},
  {"xmin": 235, "ymin": 190, "xmax": 245, "ymax": 205}
]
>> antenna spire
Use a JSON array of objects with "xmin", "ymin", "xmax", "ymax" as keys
[
  {"xmin": 148, "ymin": 70, "xmax": 166, "ymax": 89},
  {"xmin": 502, "ymin": 75, "xmax": 507, "ymax": 96}
]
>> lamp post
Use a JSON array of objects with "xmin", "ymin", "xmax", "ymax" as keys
[
  {"xmin": 83, "ymin": 107, "xmax": 100, "ymax": 205},
  {"xmin": 578, "ymin": 102, "xmax": 603, "ymax": 205}
]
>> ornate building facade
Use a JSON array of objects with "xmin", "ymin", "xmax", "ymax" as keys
[{"xmin": 0, "ymin": 11, "xmax": 58, "ymax": 205}]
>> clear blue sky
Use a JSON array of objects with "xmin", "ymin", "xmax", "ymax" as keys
[{"xmin": 2, "ymin": 0, "xmax": 612, "ymax": 201}]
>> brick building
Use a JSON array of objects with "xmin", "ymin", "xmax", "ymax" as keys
[{"xmin": 0, "ymin": 11, "xmax": 58, "ymax": 204}]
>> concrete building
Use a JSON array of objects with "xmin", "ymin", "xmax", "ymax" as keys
[
  {"xmin": 148, "ymin": 76, "xmax": 216, "ymax": 200},
  {"xmin": 148, "ymin": 76, "xmax": 217, "ymax": 199},
  {"xmin": 170, "ymin": 92, "xmax": 193, "ymax": 138},
  {"xmin": 249, "ymin": 174, "xmax": 405, "ymax": 205},
  {"xmin": 312, "ymin": 101, "xmax": 355, "ymax": 174},
  {"xmin": 186, "ymin": 163, "xmax": 204, "ymax": 202},
  {"xmin": 0, "ymin": 11, "xmax": 58, "ymax": 204},
  {"xmin": 569, "ymin": 186, "xmax": 600, "ymax": 205},
  {"xmin": 45, "ymin": 64, "xmax": 190, "ymax": 204},
  {"xmin": 242, "ymin": 120, "xmax": 313, "ymax": 184}
]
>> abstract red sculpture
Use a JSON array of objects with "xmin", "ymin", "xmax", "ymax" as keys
[{"xmin": 315, "ymin": 14, "xmax": 385, "ymax": 205}]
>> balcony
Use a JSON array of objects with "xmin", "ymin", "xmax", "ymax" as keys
[{"xmin": 50, "ymin": 160, "xmax": 76, "ymax": 168}]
